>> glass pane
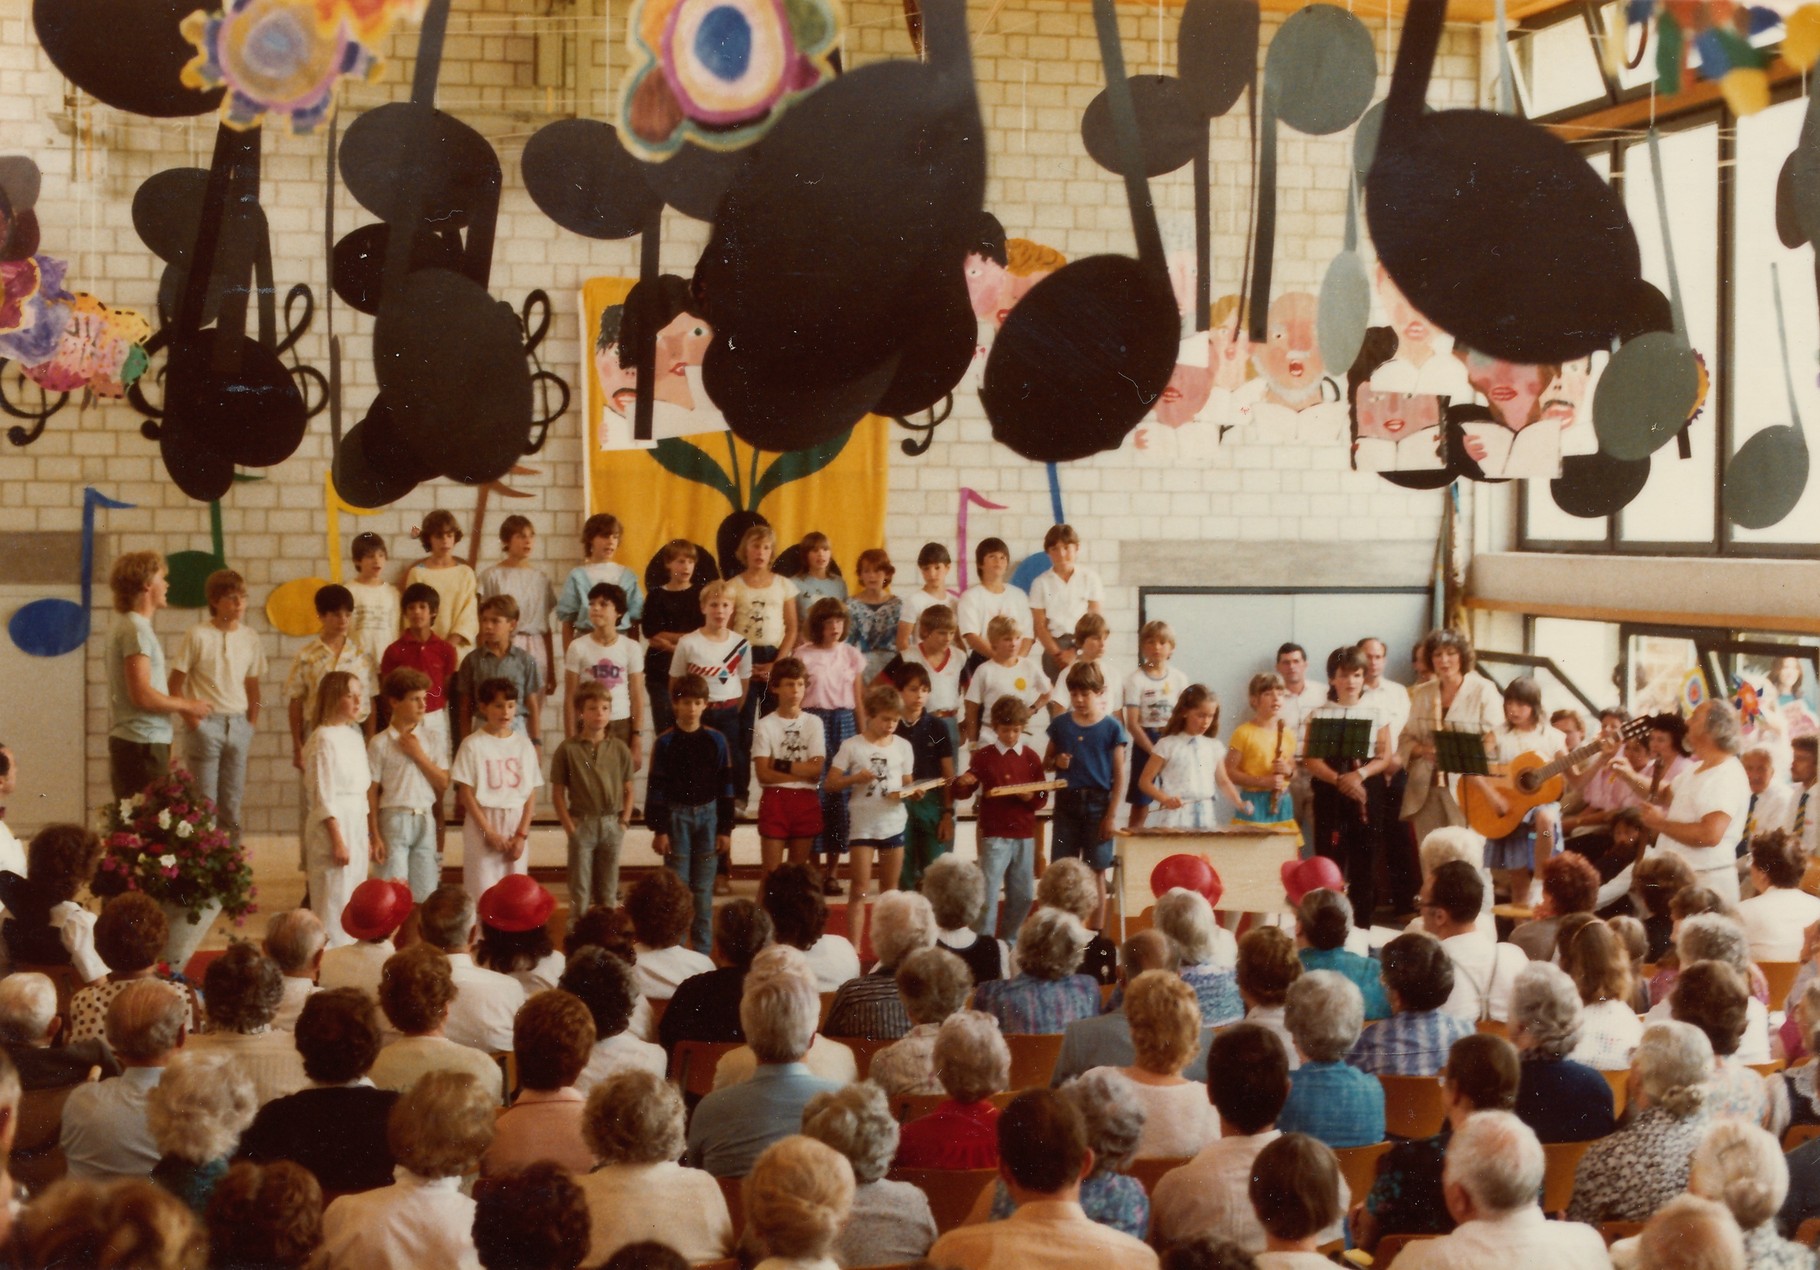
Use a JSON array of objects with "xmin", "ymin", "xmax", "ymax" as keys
[
  {"xmin": 1730, "ymin": 96, "xmax": 1820, "ymax": 545},
  {"xmin": 1627, "ymin": 632, "xmax": 1699, "ymax": 716},
  {"xmin": 1618, "ymin": 125, "xmax": 1720, "ymax": 544},
  {"xmin": 1733, "ymin": 635, "xmax": 1820, "ymax": 746},
  {"xmin": 1532, "ymin": 617, "xmax": 1624, "ymax": 711},
  {"xmin": 1597, "ymin": 4, "xmax": 1656, "ymax": 92},
  {"xmin": 1513, "ymin": 17, "xmax": 1607, "ymax": 117}
]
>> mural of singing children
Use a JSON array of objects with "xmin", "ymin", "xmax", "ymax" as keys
[
  {"xmin": 1368, "ymin": 264, "xmax": 1473, "ymax": 399},
  {"xmin": 592, "ymin": 274, "xmax": 722, "ymax": 451},
  {"xmin": 1250, "ymin": 291, "xmax": 1347, "ymax": 443},
  {"xmin": 1348, "ymin": 327, "xmax": 1445, "ymax": 473},
  {"xmin": 964, "ymin": 211, "xmax": 1067, "ymax": 390},
  {"xmin": 1453, "ymin": 345, "xmax": 1562, "ymax": 479}
]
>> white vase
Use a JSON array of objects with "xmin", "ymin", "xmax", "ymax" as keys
[{"xmin": 159, "ymin": 899, "xmax": 222, "ymax": 973}]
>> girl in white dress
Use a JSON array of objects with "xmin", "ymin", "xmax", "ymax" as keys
[
  {"xmin": 303, "ymin": 670, "xmax": 373, "ymax": 948},
  {"xmin": 1140, "ymin": 685, "xmax": 1244, "ymax": 829}
]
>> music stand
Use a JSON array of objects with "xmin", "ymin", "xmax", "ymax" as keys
[
  {"xmin": 1433, "ymin": 728, "xmax": 1492, "ymax": 776},
  {"xmin": 1305, "ymin": 717, "xmax": 1373, "ymax": 763}
]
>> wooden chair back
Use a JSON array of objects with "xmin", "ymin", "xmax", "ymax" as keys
[
  {"xmin": 647, "ymin": 996, "xmax": 670, "ymax": 1036},
  {"xmin": 1127, "ymin": 1156, "xmax": 1191, "ymax": 1195},
  {"xmin": 1760, "ymin": 960, "xmax": 1802, "ymax": 1012},
  {"xmin": 670, "ymin": 1040, "xmax": 742, "ymax": 1098},
  {"xmin": 491, "ymin": 1052, "xmax": 518, "ymax": 1105},
  {"xmin": 827, "ymin": 1034, "xmax": 897, "ymax": 1079},
  {"xmin": 1540, "ymin": 1138, "xmax": 1598, "ymax": 1215},
  {"xmin": 887, "ymin": 1167, "xmax": 998, "ymax": 1234},
  {"xmin": 1333, "ymin": 1141, "xmax": 1393, "ymax": 1205},
  {"xmin": 1599, "ymin": 1221, "xmax": 1645, "ymax": 1245},
  {"xmin": 1786, "ymin": 1123, "xmax": 1820, "ymax": 1151},
  {"xmin": 11, "ymin": 1079, "xmax": 87, "ymax": 1196},
  {"xmin": 818, "ymin": 992, "xmax": 836, "ymax": 1029},
  {"xmin": 1378, "ymin": 1075, "xmax": 1446, "ymax": 1140},
  {"xmin": 1600, "ymin": 1068, "xmax": 1629, "ymax": 1118},
  {"xmin": 1369, "ymin": 1233, "xmax": 1439, "ymax": 1266},
  {"xmin": 1747, "ymin": 1059, "xmax": 1788, "ymax": 1079},
  {"xmin": 693, "ymin": 1259, "xmax": 739, "ymax": 1270},
  {"xmin": 1473, "ymin": 1018, "xmax": 1510, "ymax": 1040},
  {"xmin": 716, "ymin": 1174, "xmax": 743, "ymax": 1239},
  {"xmin": 1797, "ymin": 1217, "xmax": 1820, "ymax": 1248},
  {"xmin": 890, "ymin": 1091, "xmax": 1016, "ymax": 1123},
  {"xmin": 1124, "ymin": 906, "xmax": 1156, "ymax": 936},
  {"xmin": 1002, "ymin": 1033, "xmax": 1064, "ymax": 1090}
]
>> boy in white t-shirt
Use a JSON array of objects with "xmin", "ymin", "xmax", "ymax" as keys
[
  {"xmin": 751, "ymin": 656, "xmax": 826, "ymax": 877},
  {"xmin": 1026, "ymin": 523, "xmax": 1104, "ymax": 678},
  {"xmin": 563, "ymin": 582, "xmax": 644, "ymax": 756},
  {"xmin": 826, "ymin": 684, "xmax": 916, "ymax": 927},
  {"xmin": 345, "ymin": 533, "xmax": 402, "ymax": 672},
  {"xmin": 962, "ymin": 615, "xmax": 1056, "ymax": 747},
  {"xmin": 367, "ymin": 667, "xmax": 451, "ymax": 902},
  {"xmin": 955, "ymin": 536, "xmax": 1034, "ymax": 661},
  {"xmin": 671, "ymin": 580, "xmax": 753, "ymax": 799},
  {"xmin": 556, "ymin": 512, "xmax": 644, "ymax": 646},
  {"xmin": 1123, "ymin": 619, "xmax": 1190, "ymax": 831},
  {"xmin": 895, "ymin": 542, "xmax": 955, "ymax": 651},
  {"xmin": 900, "ymin": 604, "xmax": 965, "ymax": 755},
  {"xmin": 451, "ymin": 677, "xmax": 544, "ymax": 901},
  {"xmin": 168, "ymin": 569, "xmax": 269, "ymax": 840}
]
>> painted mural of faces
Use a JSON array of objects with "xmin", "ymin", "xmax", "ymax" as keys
[
  {"xmin": 1456, "ymin": 347, "xmax": 1551, "ymax": 432},
  {"xmin": 1354, "ymin": 386, "xmax": 1441, "ymax": 443},
  {"xmin": 1155, "ymin": 355, "xmax": 1215, "ymax": 427},
  {"xmin": 964, "ymin": 250, "xmax": 1014, "ymax": 325},
  {"xmin": 1254, "ymin": 292, "xmax": 1324, "ymax": 407},
  {"xmin": 1540, "ymin": 355, "xmax": 1592, "ymax": 431},
  {"xmin": 1375, "ymin": 266, "xmax": 1440, "ymax": 364},
  {"xmin": 653, "ymin": 308, "xmax": 711, "ymax": 410},
  {"xmin": 1209, "ymin": 318, "xmax": 1250, "ymax": 391}
]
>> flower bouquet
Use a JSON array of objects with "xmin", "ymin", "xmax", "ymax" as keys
[{"xmin": 93, "ymin": 770, "xmax": 257, "ymax": 927}]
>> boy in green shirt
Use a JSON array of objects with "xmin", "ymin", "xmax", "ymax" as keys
[{"xmin": 550, "ymin": 682, "xmax": 635, "ymax": 918}]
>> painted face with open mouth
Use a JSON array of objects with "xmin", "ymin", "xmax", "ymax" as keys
[
  {"xmin": 1259, "ymin": 292, "xmax": 1323, "ymax": 398},
  {"xmin": 1354, "ymin": 386, "xmax": 1440, "ymax": 442},
  {"xmin": 1460, "ymin": 348, "xmax": 1550, "ymax": 431}
]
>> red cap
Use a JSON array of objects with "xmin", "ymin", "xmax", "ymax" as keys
[
  {"xmin": 1281, "ymin": 856, "xmax": 1347, "ymax": 906},
  {"xmin": 1150, "ymin": 853, "xmax": 1224, "ymax": 908},
  {"xmin": 340, "ymin": 879, "xmax": 413, "ymax": 942},
  {"xmin": 478, "ymin": 874, "xmax": 557, "ymax": 933}
]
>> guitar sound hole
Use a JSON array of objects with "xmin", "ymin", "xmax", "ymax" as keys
[{"xmin": 1516, "ymin": 772, "xmax": 1539, "ymax": 794}]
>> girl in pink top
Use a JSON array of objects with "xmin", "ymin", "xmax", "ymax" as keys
[{"xmin": 798, "ymin": 597, "xmax": 869, "ymax": 885}]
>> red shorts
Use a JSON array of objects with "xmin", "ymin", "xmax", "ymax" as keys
[{"xmin": 758, "ymin": 787, "xmax": 824, "ymax": 839}]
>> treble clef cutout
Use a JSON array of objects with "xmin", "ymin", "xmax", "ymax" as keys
[
  {"xmin": 519, "ymin": 289, "xmax": 568, "ymax": 455},
  {"xmin": 0, "ymin": 363, "xmax": 67, "ymax": 448}
]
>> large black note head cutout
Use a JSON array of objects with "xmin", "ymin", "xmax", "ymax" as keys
[
  {"xmin": 334, "ymin": 397, "xmax": 436, "ymax": 508},
  {"xmin": 634, "ymin": 144, "xmax": 748, "ymax": 223},
  {"xmin": 35, "ymin": 0, "xmax": 224, "ymax": 116},
  {"xmin": 331, "ymin": 223, "xmax": 463, "ymax": 316},
  {"xmin": 133, "ymin": 168, "xmax": 265, "ymax": 328},
  {"xmin": 1367, "ymin": 0, "xmax": 1642, "ymax": 365},
  {"xmin": 159, "ymin": 330, "xmax": 307, "ymax": 500},
  {"xmin": 871, "ymin": 271, "xmax": 977, "ymax": 421},
  {"xmin": 522, "ymin": 119, "xmax": 662, "ymax": 240},
  {"xmin": 1176, "ymin": 0, "xmax": 1257, "ymax": 119},
  {"xmin": 1551, "ymin": 450, "xmax": 1651, "ymax": 518},
  {"xmin": 1081, "ymin": 76, "xmax": 1204, "ymax": 177}
]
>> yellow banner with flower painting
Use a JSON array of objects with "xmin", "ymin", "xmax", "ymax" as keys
[{"xmin": 579, "ymin": 276, "xmax": 889, "ymax": 578}]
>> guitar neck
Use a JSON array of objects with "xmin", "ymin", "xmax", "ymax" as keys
[{"xmin": 1527, "ymin": 736, "xmax": 1607, "ymax": 785}]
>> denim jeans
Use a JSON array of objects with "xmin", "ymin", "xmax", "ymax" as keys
[
  {"xmin": 568, "ymin": 813, "xmax": 626, "ymax": 915},
  {"xmin": 666, "ymin": 801, "xmax": 719, "ymax": 953},
  {"xmin": 181, "ymin": 713, "xmax": 253, "ymax": 837},
  {"xmin": 375, "ymin": 806, "xmax": 440, "ymax": 901},
  {"xmin": 976, "ymin": 836, "xmax": 1035, "ymax": 941}
]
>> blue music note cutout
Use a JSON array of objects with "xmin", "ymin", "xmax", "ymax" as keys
[{"xmin": 9, "ymin": 486, "xmax": 136, "ymax": 657}]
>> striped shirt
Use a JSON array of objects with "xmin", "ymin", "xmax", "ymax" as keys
[{"xmin": 1346, "ymin": 1009, "xmax": 1474, "ymax": 1077}]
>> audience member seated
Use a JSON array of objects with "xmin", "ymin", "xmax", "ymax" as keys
[
  {"xmin": 762, "ymin": 863, "xmax": 860, "ymax": 992},
  {"xmin": 627, "ymin": 869, "xmax": 714, "ymax": 1000},
  {"xmin": 895, "ymin": 1008, "xmax": 1011, "ymax": 1170},
  {"xmin": 320, "ymin": 1069, "xmax": 495, "ymax": 1270},
  {"xmin": 1670, "ymin": 959, "xmax": 1769, "ymax": 1124},
  {"xmin": 1353, "ymin": 1032, "xmax": 1520, "ymax": 1253},
  {"xmin": 1277, "ymin": 970, "xmax": 1383, "ymax": 1148},
  {"xmin": 1038, "ymin": 859, "xmax": 1119, "ymax": 986},
  {"xmin": 1568, "ymin": 1021, "xmax": 1714, "ymax": 1224},
  {"xmin": 1739, "ymin": 830, "xmax": 1820, "ymax": 962},
  {"xmin": 1562, "ymin": 920, "xmax": 1646, "ymax": 1069},
  {"xmin": 1247, "ymin": 1133, "xmax": 1345, "ymax": 1270},
  {"xmin": 1637, "ymin": 1193, "xmax": 1746, "ymax": 1270},
  {"xmin": 67, "ymin": 892, "xmax": 197, "ymax": 1044},
  {"xmin": 1636, "ymin": 853, "xmax": 1697, "ymax": 963},
  {"xmin": 1677, "ymin": 1121, "xmax": 1810, "ymax": 1270},
  {"xmin": 803, "ymin": 1080, "xmax": 937, "ymax": 1266},
  {"xmin": 1510, "ymin": 962, "xmax": 1616, "ymax": 1142},
  {"xmin": 1583, "ymin": 806, "xmax": 1655, "ymax": 915},
  {"xmin": 1276, "ymin": 859, "xmax": 1368, "ymax": 955},
  {"xmin": 578, "ymin": 1069, "xmax": 732, "ymax": 1266},
  {"xmin": 9, "ymin": 1176, "xmax": 205, "ymax": 1269},
  {"xmin": 473, "ymin": 1162, "xmax": 592, "ymax": 1270},
  {"xmin": 559, "ymin": 946, "xmax": 666, "ymax": 1093},
  {"xmin": 1347, "ymin": 932, "xmax": 1473, "ymax": 1077},
  {"xmin": 1511, "ymin": 852, "xmax": 1601, "ymax": 962},
  {"xmin": 184, "ymin": 942, "xmax": 308, "ymax": 1107},
  {"xmin": 1154, "ymin": 888, "xmax": 1241, "ymax": 1025},
  {"xmin": 868, "ymin": 946, "xmax": 973, "ymax": 1097},
  {"xmin": 745, "ymin": 1134, "xmax": 856, "ymax": 1270},
  {"xmin": 1781, "ymin": 937, "xmax": 1820, "ymax": 1063},
  {"xmin": 206, "ymin": 1160, "xmax": 324, "ymax": 1270},
  {"xmin": 476, "ymin": 875, "xmax": 565, "ymax": 994},
  {"xmin": 1770, "ymin": 982, "xmax": 1820, "ymax": 1136},
  {"xmin": 0, "ymin": 971, "xmax": 118, "ymax": 1088},
  {"xmin": 1420, "ymin": 861, "xmax": 1527, "ymax": 1023},
  {"xmin": 1149, "ymin": 1023, "xmax": 1299, "ymax": 1253},
  {"xmin": 1292, "ymin": 888, "xmax": 1389, "ymax": 1020},
  {"xmin": 1649, "ymin": 893, "xmax": 1771, "ymax": 1009},
  {"xmin": 416, "ymin": 884, "xmax": 526, "ymax": 1053},
  {"xmin": 825, "ymin": 890, "xmax": 939, "ymax": 1040},
  {"xmin": 601, "ymin": 1243, "xmax": 691, "ymax": 1270},
  {"xmin": 60, "ymin": 979, "xmax": 186, "ymax": 1180},
  {"xmin": 924, "ymin": 855, "xmax": 1009, "ymax": 984},
  {"xmin": 263, "ymin": 908, "xmax": 325, "ymax": 1032},
  {"xmin": 983, "ymin": 1067, "xmax": 1151, "ymax": 1238},
  {"xmin": 1413, "ymin": 826, "xmax": 1493, "ymax": 923},
  {"xmin": 1159, "ymin": 1236, "xmax": 1261, "ymax": 1270},
  {"xmin": 1235, "ymin": 927, "xmax": 1303, "ymax": 1069},
  {"xmin": 973, "ymin": 907, "xmax": 1100, "ymax": 1035},
  {"xmin": 0, "ymin": 823, "xmax": 106, "ymax": 985},
  {"xmin": 1054, "ymin": 929, "xmax": 1214, "ymax": 1086},
  {"xmin": 687, "ymin": 944, "xmax": 844, "ymax": 1177},
  {"xmin": 484, "ymin": 989, "xmax": 596, "ymax": 1175},
  {"xmin": 1087, "ymin": 971, "xmax": 1218, "ymax": 1159},
  {"xmin": 320, "ymin": 879, "xmax": 413, "ymax": 998},
  {"xmin": 1393, "ymin": 1111, "xmax": 1610, "ymax": 1269},
  {"xmin": 237, "ymin": 987, "xmax": 400, "ymax": 1191},
  {"xmin": 928, "ymin": 1088, "xmax": 1160, "ymax": 1270},
  {"xmin": 1605, "ymin": 914, "xmax": 1654, "ymax": 1013},
  {"xmin": 369, "ymin": 943, "xmax": 505, "ymax": 1102},
  {"xmin": 145, "ymin": 1048, "xmax": 256, "ymax": 1214},
  {"xmin": 657, "ymin": 898, "xmax": 772, "ymax": 1051}
]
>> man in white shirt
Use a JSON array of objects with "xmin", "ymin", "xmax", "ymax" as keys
[
  {"xmin": 1394, "ymin": 1111, "xmax": 1611, "ymax": 1270},
  {"xmin": 930, "ymin": 1087, "xmax": 1158, "ymax": 1270},
  {"xmin": 263, "ymin": 908, "xmax": 325, "ymax": 1033},
  {"xmin": 1276, "ymin": 644, "xmax": 1329, "ymax": 844},
  {"xmin": 416, "ymin": 885, "xmax": 524, "ymax": 1053},
  {"xmin": 1418, "ymin": 862, "xmax": 1527, "ymax": 1023},
  {"xmin": 1781, "ymin": 735, "xmax": 1819, "ymax": 859},
  {"xmin": 1642, "ymin": 701, "xmax": 1752, "ymax": 904},
  {"xmin": 1740, "ymin": 745, "xmax": 1796, "ymax": 853},
  {"xmin": 61, "ymin": 980, "xmax": 184, "ymax": 1180},
  {"xmin": 1357, "ymin": 637, "xmax": 1413, "ymax": 744}
]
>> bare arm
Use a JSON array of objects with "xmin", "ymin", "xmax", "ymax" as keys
[
  {"xmin": 126, "ymin": 656, "xmax": 208, "ymax": 724},
  {"xmin": 245, "ymin": 678, "xmax": 261, "ymax": 728}
]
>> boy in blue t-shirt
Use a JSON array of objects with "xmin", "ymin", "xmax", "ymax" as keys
[{"xmin": 1045, "ymin": 660, "xmax": 1129, "ymax": 929}]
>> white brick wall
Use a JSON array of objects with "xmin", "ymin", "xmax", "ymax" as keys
[{"xmin": 0, "ymin": 0, "xmax": 1481, "ymax": 831}]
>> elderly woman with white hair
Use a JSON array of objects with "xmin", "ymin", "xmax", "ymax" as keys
[
  {"xmin": 972, "ymin": 907, "xmax": 1100, "ymax": 1035},
  {"xmin": 824, "ymin": 891, "xmax": 939, "ymax": 1040},
  {"xmin": 1508, "ymin": 962, "xmax": 1616, "ymax": 1144},
  {"xmin": 1085, "ymin": 971, "xmax": 1219, "ymax": 1158},
  {"xmin": 895, "ymin": 1010, "xmax": 1011, "ymax": 1170},
  {"xmin": 1611, "ymin": 1121, "xmax": 1811, "ymax": 1270},
  {"xmin": 576, "ymin": 1069, "xmax": 732, "ymax": 1267},
  {"xmin": 801, "ymin": 1082, "xmax": 936, "ymax": 1267},
  {"xmin": 1669, "ymin": 960, "xmax": 1770, "ymax": 1125},
  {"xmin": 1411, "ymin": 825, "xmax": 1493, "ymax": 924},
  {"xmin": 1037, "ymin": 858, "xmax": 1119, "ymax": 986},
  {"xmin": 921, "ymin": 856, "xmax": 1008, "ymax": 985},
  {"xmin": 867, "ymin": 947, "xmax": 974, "ymax": 1097},
  {"xmin": 978, "ymin": 1068, "xmax": 1152, "ymax": 1239},
  {"xmin": 1635, "ymin": 1194, "xmax": 1748, "ymax": 1270},
  {"xmin": 1567, "ymin": 1021, "xmax": 1715, "ymax": 1225},
  {"xmin": 745, "ymin": 1135, "xmax": 856, "ymax": 1270},
  {"xmin": 1277, "ymin": 971, "xmax": 1385, "ymax": 1149},
  {"xmin": 145, "ymin": 1049, "xmax": 258, "ymax": 1214},
  {"xmin": 1646, "ymin": 913, "xmax": 1772, "ymax": 1063},
  {"xmin": 1153, "ymin": 887, "xmax": 1242, "ymax": 1026}
]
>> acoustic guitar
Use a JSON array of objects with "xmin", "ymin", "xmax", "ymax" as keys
[{"xmin": 1460, "ymin": 717, "xmax": 1651, "ymax": 840}]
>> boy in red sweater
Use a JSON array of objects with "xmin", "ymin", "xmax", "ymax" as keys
[{"xmin": 953, "ymin": 696, "xmax": 1048, "ymax": 941}]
